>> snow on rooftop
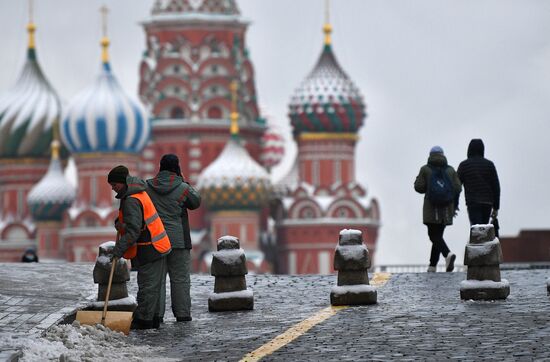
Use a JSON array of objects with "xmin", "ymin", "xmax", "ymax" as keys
[{"xmin": 197, "ymin": 138, "xmax": 271, "ymax": 190}]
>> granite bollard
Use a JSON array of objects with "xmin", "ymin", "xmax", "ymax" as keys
[
  {"xmin": 460, "ymin": 224, "xmax": 510, "ymax": 300},
  {"xmin": 89, "ymin": 241, "xmax": 136, "ymax": 311},
  {"xmin": 208, "ymin": 236, "xmax": 253, "ymax": 312},
  {"xmin": 330, "ymin": 229, "xmax": 377, "ymax": 305}
]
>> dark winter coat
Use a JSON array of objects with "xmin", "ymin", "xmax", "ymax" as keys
[
  {"xmin": 113, "ymin": 176, "xmax": 165, "ymax": 265},
  {"xmin": 146, "ymin": 170, "xmax": 201, "ymax": 249},
  {"xmin": 414, "ymin": 153, "xmax": 462, "ymax": 225},
  {"xmin": 457, "ymin": 139, "xmax": 500, "ymax": 210}
]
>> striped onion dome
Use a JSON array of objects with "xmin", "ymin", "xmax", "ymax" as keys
[
  {"xmin": 61, "ymin": 39, "xmax": 150, "ymax": 154},
  {"xmin": 288, "ymin": 39, "xmax": 366, "ymax": 135},
  {"xmin": 197, "ymin": 138, "xmax": 271, "ymax": 210},
  {"xmin": 0, "ymin": 24, "xmax": 61, "ymax": 158},
  {"xmin": 28, "ymin": 140, "xmax": 75, "ymax": 221}
]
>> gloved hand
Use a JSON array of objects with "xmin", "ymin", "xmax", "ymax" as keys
[
  {"xmin": 115, "ymin": 220, "xmax": 126, "ymax": 233},
  {"xmin": 491, "ymin": 209, "xmax": 498, "ymax": 218}
]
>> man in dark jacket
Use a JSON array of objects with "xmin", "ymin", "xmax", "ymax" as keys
[
  {"xmin": 146, "ymin": 154, "xmax": 201, "ymax": 322},
  {"xmin": 108, "ymin": 165, "xmax": 172, "ymax": 330},
  {"xmin": 457, "ymin": 139, "xmax": 500, "ymax": 225},
  {"xmin": 415, "ymin": 146, "xmax": 462, "ymax": 272}
]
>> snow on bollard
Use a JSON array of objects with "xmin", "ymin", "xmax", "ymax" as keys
[
  {"xmin": 330, "ymin": 229, "xmax": 377, "ymax": 306},
  {"xmin": 460, "ymin": 224, "xmax": 510, "ymax": 300},
  {"xmin": 90, "ymin": 241, "xmax": 136, "ymax": 311},
  {"xmin": 208, "ymin": 236, "xmax": 253, "ymax": 312}
]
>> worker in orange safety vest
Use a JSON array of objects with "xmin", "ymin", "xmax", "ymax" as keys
[{"xmin": 108, "ymin": 165, "xmax": 171, "ymax": 330}]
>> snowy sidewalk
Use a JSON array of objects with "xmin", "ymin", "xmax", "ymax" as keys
[
  {"xmin": 0, "ymin": 264, "xmax": 549, "ymax": 361},
  {"xmin": 0, "ymin": 263, "xmax": 95, "ymax": 361}
]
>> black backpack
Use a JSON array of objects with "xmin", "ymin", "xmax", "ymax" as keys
[{"xmin": 427, "ymin": 165, "xmax": 454, "ymax": 206}]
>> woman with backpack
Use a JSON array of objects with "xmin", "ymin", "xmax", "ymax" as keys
[{"xmin": 414, "ymin": 146, "xmax": 462, "ymax": 272}]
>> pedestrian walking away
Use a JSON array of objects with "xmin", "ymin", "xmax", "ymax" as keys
[
  {"xmin": 414, "ymin": 146, "xmax": 462, "ymax": 272},
  {"xmin": 108, "ymin": 165, "xmax": 172, "ymax": 330},
  {"xmin": 457, "ymin": 139, "xmax": 500, "ymax": 226},
  {"xmin": 146, "ymin": 154, "xmax": 201, "ymax": 323}
]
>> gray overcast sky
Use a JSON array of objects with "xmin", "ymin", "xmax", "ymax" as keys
[{"xmin": 2, "ymin": 0, "xmax": 550, "ymax": 265}]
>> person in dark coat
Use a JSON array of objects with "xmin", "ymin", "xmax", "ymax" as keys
[
  {"xmin": 457, "ymin": 139, "xmax": 500, "ymax": 226},
  {"xmin": 108, "ymin": 165, "xmax": 172, "ymax": 330},
  {"xmin": 21, "ymin": 248, "xmax": 38, "ymax": 262},
  {"xmin": 414, "ymin": 146, "xmax": 462, "ymax": 272},
  {"xmin": 146, "ymin": 154, "xmax": 201, "ymax": 323}
]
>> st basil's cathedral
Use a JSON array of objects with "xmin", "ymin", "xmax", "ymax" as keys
[{"xmin": 0, "ymin": 0, "xmax": 380, "ymax": 274}]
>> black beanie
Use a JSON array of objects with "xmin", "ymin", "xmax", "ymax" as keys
[
  {"xmin": 159, "ymin": 154, "xmax": 182, "ymax": 176},
  {"xmin": 108, "ymin": 165, "xmax": 129, "ymax": 184}
]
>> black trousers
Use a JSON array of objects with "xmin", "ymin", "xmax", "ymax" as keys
[
  {"xmin": 426, "ymin": 223, "xmax": 450, "ymax": 267},
  {"xmin": 467, "ymin": 204, "xmax": 492, "ymax": 225}
]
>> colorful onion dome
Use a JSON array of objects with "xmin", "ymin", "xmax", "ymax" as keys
[
  {"xmin": 61, "ymin": 32, "xmax": 150, "ymax": 154},
  {"xmin": 28, "ymin": 140, "xmax": 76, "ymax": 221},
  {"xmin": 151, "ymin": 0, "xmax": 240, "ymax": 18},
  {"xmin": 260, "ymin": 127, "xmax": 285, "ymax": 171},
  {"xmin": 288, "ymin": 22, "xmax": 366, "ymax": 135},
  {"xmin": 197, "ymin": 138, "xmax": 271, "ymax": 210},
  {"xmin": 0, "ymin": 22, "xmax": 61, "ymax": 158}
]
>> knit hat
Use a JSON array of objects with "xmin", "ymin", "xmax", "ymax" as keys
[
  {"xmin": 107, "ymin": 165, "xmax": 129, "ymax": 184},
  {"xmin": 430, "ymin": 145, "xmax": 444, "ymax": 155},
  {"xmin": 159, "ymin": 154, "xmax": 182, "ymax": 176}
]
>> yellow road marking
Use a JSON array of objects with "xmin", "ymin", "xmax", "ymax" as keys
[{"xmin": 240, "ymin": 272, "xmax": 392, "ymax": 362}]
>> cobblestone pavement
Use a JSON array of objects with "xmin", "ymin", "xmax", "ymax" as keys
[
  {"xmin": 0, "ymin": 263, "xmax": 549, "ymax": 361},
  {"xmin": 0, "ymin": 263, "xmax": 95, "ymax": 361}
]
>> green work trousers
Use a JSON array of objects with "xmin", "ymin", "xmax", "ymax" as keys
[
  {"xmin": 135, "ymin": 256, "xmax": 164, "ymax": 321},
  {"xmin": 159, "ymin": 248, "xmax": 191, "ymax": 319}
]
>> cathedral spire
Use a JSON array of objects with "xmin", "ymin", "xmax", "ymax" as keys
[
  {"xmin": 230, "ymin": 80, "xmax": 239, "ymax": 139},
  {"xmin": 100, "ymin": 5, "xmax": 110, "ymax": 66},
  {"xmin": 27, "ymin": 0, "xmax": 36, "ymax": 58},
  {"xmin": 323, "ymin": 0, "xmax": 332, "ymax": 46}
]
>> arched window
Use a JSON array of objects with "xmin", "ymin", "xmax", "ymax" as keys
[
  {"xmin": 300, "ymin": 207, "xmax": 315, "ymax": 219},
  {"xmin": 171, "ymin": 107, "xmax": 184, "ymax": 119},
  {"xmin": 208, "ymin": 106, "xmax": 222, "ymax": 119}
]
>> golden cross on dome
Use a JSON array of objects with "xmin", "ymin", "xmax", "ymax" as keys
[
  {"xmin": 99, "ymin": 5, "xmax": 110, "ymax": 63},
  {"xmin": 323, "ymin": 0, "xmax": 332, "ymax": 46},
  {"xmin": 27, "ymin": 0, "xmax": 36, "ymax": 49}
]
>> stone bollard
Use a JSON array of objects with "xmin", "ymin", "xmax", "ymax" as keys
[
  {"xmin": 460, "ymin": 224, "xmax": 510, "ymax": 300},
  {"xmin": 208, "ymin": 236, "xmax": 253, "ymax": 312},
  {"xmin": 330, "ymin": 229, "xmax": 377, "ymax": 306},
  {"xmin": 90, "ymin": 241, "xmax": 136, "ymax": 311}
]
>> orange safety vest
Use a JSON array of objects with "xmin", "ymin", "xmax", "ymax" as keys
[{"xmin": 118, "ymin": 191, "xmax": 171, "ymax": 259}]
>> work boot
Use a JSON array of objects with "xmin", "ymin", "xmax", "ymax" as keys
[
  {"xmin": 130, "ymin": 318, "xmax": 154, "ymax": 330},
  {"xmin": 176, "ymin": 316, "xmax": 192, "ymax": 322},
  {"xmin": 445, "ymin": 253, "xmax": 456, "ymax": 272},
  {"xmin": 152, "ymin": 316, "xmax": 161, "ymax": 329},
  {"xmin": 427, "ymin": 266, "xmax": 436, "ymax": 273}
]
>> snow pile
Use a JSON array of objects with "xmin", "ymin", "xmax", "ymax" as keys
[
  {"xmin": 466, "ymin": 240, "xmax": 499, "ymax": 259},
  {"xmin": 470, "ymin": 224, "xmax": 493, "ymax": 240},
  {"xmin": 88, "ymin": 295, "xmax": 136, "ymax": 308},
  {"xmin": 460, "ymin": 279, "xmax": 510, "ymax": 290},
  {"xmin": 331, "ymin": 284, "xmax": 376, "ymax": 296},
  {"xmin": 209, "ymin": 289, "xmax": 253, "ymax": 301},
  {"xmin": 215, "ymin": 248, "xmax": 245, "ymax": 266},
  {"xmin": 336, "ymin": 245, "xmax": 367, "ymax": 261},
  {"xmin": 1, "ymin": 322, "xmax": 176, "ymax": 362}
]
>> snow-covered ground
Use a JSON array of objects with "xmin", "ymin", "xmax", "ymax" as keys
[{"xmin": 1, "ymin": 322, "xmax": 176, "ymax": 361}]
